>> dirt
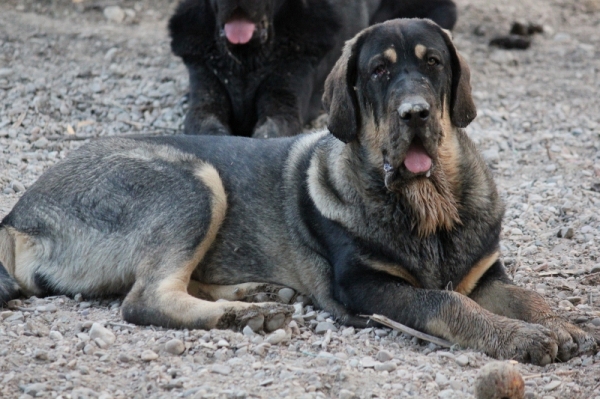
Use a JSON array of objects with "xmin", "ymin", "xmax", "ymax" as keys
[{"xmin": 1, "ymin": 0, "xmax": 600, "ymax": 398}]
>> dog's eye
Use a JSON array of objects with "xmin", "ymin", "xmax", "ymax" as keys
[
  {"xmin": 427, "ymin": 56, "xmax": 440, "ymax": 66},
  {"xmin": 371, "ymin": 65, "xmax": 387, "ymax": 79}
]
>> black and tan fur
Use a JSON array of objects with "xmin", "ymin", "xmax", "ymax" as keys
[{"xmin": 0, "ymin": 19, "xmax": 596, "ymax": 365}]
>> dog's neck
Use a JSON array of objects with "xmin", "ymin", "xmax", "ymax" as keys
[{"xmin": 313, "ymin": 130, "xmax": 463, "ymax": 239}]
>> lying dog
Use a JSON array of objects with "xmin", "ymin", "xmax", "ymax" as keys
[
  {"xmin": 169, "ymin": 0, "xmax": 457, "ymax": 137},
  {"xmin": 0, "ymin": 19, "xmax": 596, "ymax": 365}
]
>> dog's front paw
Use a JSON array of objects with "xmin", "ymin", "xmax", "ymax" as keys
[
  {"xmin": 490, "ymin": 320, "xmax": 558, "ymax": 366},
  {"xmin": 538, "ymin": 317, "xmax": 598, "ymax": 361},
  {"xmin": 218, "ymin": 303, "xmax": 295, "ymax": 333}
]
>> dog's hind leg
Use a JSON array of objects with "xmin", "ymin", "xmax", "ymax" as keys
[{"xmin": 121, "ymin": 163, "xmax": 293, "ymax": 331}]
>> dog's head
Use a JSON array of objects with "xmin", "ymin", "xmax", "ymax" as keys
[
  {"xmin": 210, "ymin": 0, "xmax": 283, "ymax": 47},
  {"xmin": 323, "ymin": 19, "xmax": 477, "ymax": 235}
]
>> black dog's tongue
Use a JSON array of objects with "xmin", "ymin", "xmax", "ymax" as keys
[
  {"xmin": 404, "ymin": 141, "xmax": 432, "ymax": 173},
  {"xmin": 224, "ymin": 18, "xmax": 256, "ymax": 44}
]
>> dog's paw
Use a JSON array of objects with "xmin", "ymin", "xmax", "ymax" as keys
[
  {"xmin": 219, "ymin": 302, "xmax": 295, "ymax": 332},
  {"xmin": 539, "ymin": 317, "xmax": 598, "ymax": 361},
  {"xmin": 490, "ymin": 320, "xmax": 558, "ymax": 366}
]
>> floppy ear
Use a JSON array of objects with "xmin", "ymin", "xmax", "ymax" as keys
[
  {"xmin": 439, "ymin": 28, "xmax": 477, "ymax": 128},
  {"xmin": 322, "ymin": 36, "xmax": 362, "ymax": 143}
]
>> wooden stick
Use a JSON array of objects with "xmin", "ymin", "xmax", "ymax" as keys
[{"xmin": 368, "ymin": 314, "xmax": 453, "ymax": 348}]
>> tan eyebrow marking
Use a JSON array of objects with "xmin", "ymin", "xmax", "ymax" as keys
[
  {"xmin": 383, "ymin": 48, "xmax": 397, "ymax": 63},
  {"xmin": 415, "ymin": 44, "xmax": 427, "ymax": 60}
]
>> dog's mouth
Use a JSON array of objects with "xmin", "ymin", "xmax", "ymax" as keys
[
  {"xmin": 221, "ymin": 9, "xmax": 268, "ymax": 45},
  {"xmin": 383, "ymin": 137, "xmax": 435, "ymax": 190},
  {"xmin": 224, "ymin": 17, "xmax": 255, "ymax": 45}
]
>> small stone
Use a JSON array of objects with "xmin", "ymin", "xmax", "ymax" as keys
[
  {"xmin": 36, "ymin": 303, "xmax": 57, "ymax": 312},
  {"xmin": 23, "ymin": 383, "xmax": 47, "ymax": 396},
  {"xmin": 32, "ymin": 137, "xmax": 48, "ymax": 149},
  {"xmin": 360, "ymin": 356, "xmax": 378, "ymax": 368},
  {"xmin": 104, "ymin": 6, "xmax": 125, "ymax": 23},
  {"xmin": 140, "ymin": 349, "xmax": 159, "ymax": 361},
  {"xmin": 543, "ymin": 381, "xmax": 561, "ymax": 391},
  {"xmin": 567, "ymin": 297, "xmax": 582, "ymax": 305},
  {"xmin": 376, "ymin": 350, "xmax": 393, "ymax": 362},
  {"xmin": 558, "ymin": 300, "xmax": 574, "ymax": 309},
  {"xmin": 339, "ymin": 389, "xmax": 358, "ymax": 399},
  {"xmin": 590, "ymin": 318, "xmax": 600, "ymax": 327},
  {"xmin": 591, "ymin": 265, "xmax": 600, "ymax": 273},
  {"xmin": 0, "ymin": 311, "xmax": 14, "ymax": 320},
  {"xmin": 277, "ymin": 288, "xmax": 295, "ymax": 304},
  {"xmin": 216, "ymin": 339, "xmax": 230, "ymax": 348},
  {"xmin": 83, "ymin": 344, "xmax": 96, "ymax": 355},
  {"xmin": 436, "ymin": 372, "xmax": 449, "ymax": 386},
  {"xmin": 118, "ymin": 353, "xmax": 133, "ymax": 363},
  {"xmin": 49, "ymin": 330, "xmax": 63, "ymax": 341},
  {"xmin": 211, "ymin": 364, "xmax": 232, "ymax": 375},
  {"xmin": 242, "ymin": 325, "xmax": 256, "ymax": 337},
  {"xmin": 165, "ymin": 339, "xmax": 185, "ymax": 355},
  {"xmin": 89, "ymin": 323, "xmax": 116, "ymax": 346},
  {"xmin": 10, "ymin": 181, "xmax": 25, "ymax": 193},
  {"xmin": 252, "ymin": 343, "xmax": 271, "ymax": 356},
  {"xmin": 74, "ymin": 293, "xmax": 83, "ymax": 302},
  {"xmin": 455, "ymin": 354, "xmax": 469, "ymax": 367},
  {"xmin": 34, "ymin": 350, "xmax": 49, "ymax": 361},
  {"xmin": 0, "ymin": 68, "xmax": 13, "ymax": 77},
  {"xmin": 266, "ymin": 329, "xmax": 287, "ymax": 345},
  {"xmin": 374, "ymin": 361, "xmax": 396, "ymax": 372},
  {"xmin": 315, "ymin": 321, "xmax": 337, "ymax": 334}
]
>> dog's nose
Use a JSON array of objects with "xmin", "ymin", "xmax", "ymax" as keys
[{"xmin": 398, "ymin": 97, "xmax": 430, "ymax": 127}]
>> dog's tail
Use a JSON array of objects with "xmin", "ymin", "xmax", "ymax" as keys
[{"xmin": 0, "ymin": 225, "xmax": 20, "ymax": 305}]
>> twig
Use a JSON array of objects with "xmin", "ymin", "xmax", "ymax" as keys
[
  {"xmin": 523, "ymin": 369, "xmax": 579, "ymax": 380},
  {"xmin": 368, "ymin": 314, "xmax": 453, "ymax": 348},
  {"xmin": 107, "ymin": 321, "xmax": 136, "ymax": 329}
]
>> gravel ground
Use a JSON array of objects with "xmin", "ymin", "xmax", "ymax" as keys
[{"xmin": 1, "ymin": 0, "xmax": 600, "ymax": 398}]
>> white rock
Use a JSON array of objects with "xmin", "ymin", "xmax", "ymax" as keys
[
  {"xmin": 164, "ymin": 339, "xmax": 185, "ymax": 355},
  {"xmin": 89, "ymin": 323, "xmax": 116, "ymax": 346},
  {"xmin": 140, "ymin": 349, "xmax": 159, "ymax": 361},
  {"xmin": 104, "ymin": 6, "xmax": 125, "ymax": 23},
  {"xmin": 455, "ymin": 354, "xmax": 469, "ymax": 366},
  {"xmin": 266, "ymin": 329, "xmax": 287, "ymax": 345}
]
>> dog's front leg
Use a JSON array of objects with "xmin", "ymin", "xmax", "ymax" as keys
[
  {"xmin": 252, "ymin": 61, "xmax": 315, "ymax": 138},
  {"xmin": 336, "ymin": 268, "xmax": 560, "ymax": 365},
  {"xmin": 469, "ymin": 261, "xmax": 598, "ymax": 361},
  {"xmin": 184, "ymin": 63, "xmax": 233, "ymax": 136}
]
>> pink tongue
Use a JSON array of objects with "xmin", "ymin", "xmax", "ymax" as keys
[
  {"xmin": 404, "ymin": 142, "xmax": 432, "ymax": 173},
  {"xmin": 224, "ymin": 19, "xmax": 256, "ymax": 44}
]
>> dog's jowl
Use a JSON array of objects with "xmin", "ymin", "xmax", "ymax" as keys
[{"xmin": 0, "ymin": 19, "xmax": 596, "ymax": 365}]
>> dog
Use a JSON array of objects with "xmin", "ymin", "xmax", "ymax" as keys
[
  {"xmin": 168, "ymin": 0, "xmax": 457, "ymax": 137},
  {"xmin": 0, "ymin": 19, "xmax": 596, "ymax": 365}
]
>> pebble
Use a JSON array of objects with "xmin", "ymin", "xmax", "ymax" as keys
[
  {"xmin": 360, "ymin": 356, "xmax": 378, "ymax": 368},
  {"xmin": 140, "ymin": 350, "xmax": 159, "ymax": 361},
  {"xmin": 36, "ymin": 303, "xmax": 57, "ymax": 312},
  {"xmin": 164, "ymin": 338, "xmax": 185, "ymax": 355},
  {"xmin": 590, "ymin": 318, "xmax": 600, "ymax": 327},
  {"xmin": 242, "ymin": 325, "xmax": 256, "ymax": 337},
  {"xmin": 543, "ymin": 381, "xmax": 562, "ymax": 391},
  {"xmin": 266, "ymin": 329, "xmax": 287, "ymax": 345},
  {"xmin": 23, "ymin": 383, "xmax": 47, "ymax": 396},
  {"xmin": 376, "ymin": 350, "xmax": 393, "ymax": 362},
  {"xmin": 49, "ymin": 330, "xmax": 63, "ymax": 341},
  {"xmin": 374, "ymin": 361, "xmax": 396, "ymax": 372},
  {"xmin": 89, "ymin": 323, "xmax": 116, "ymax": 346},
  {"xmin": 10, "ymin": 180, "xmax": 25, "ymax": 193},
  {"xmin": 104, "ymin": 6, "xmax": 125, "ymax": 23},
  {"xmin": 31, "ymin": 137, "xmax": 48, "ymax": 149},
  {"xmin": 211, "ymin": 364, "xmax": 232, "ymax": 375},
  {"xmin": 455, "ymin": 355, "xmax": 469, "ymax": 367},
  {"xmin": 315, "ymin": 321, "xmax": 337, "ymax": 334},
  {"xmin": 339, "ymin": 389, "xmax": 358, "ymax": 399},
  {"xmin": 34, "ymin": 350, "xmax": 49, "ymax": 361},
  {"xmin": 436, "ymin": 372, "xmax": 449, "ymax": 386}
]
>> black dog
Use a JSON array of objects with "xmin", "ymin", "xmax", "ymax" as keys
[
  {"xmin": 1, "ymin": 19, "xmax": 596, "ymax": 365},
  {"xmin": 169, "ymin": 0, "xmax": 458, "ymax": 137}
]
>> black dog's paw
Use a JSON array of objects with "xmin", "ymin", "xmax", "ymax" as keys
[{"xmin": 252, "ymin": 117, "xmax": 301, "ymax": 139}]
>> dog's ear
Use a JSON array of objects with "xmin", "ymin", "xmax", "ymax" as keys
[
  {"xmin": 322, "ymin": 36, "xmax": 362, "ymax": 143},
  {"xmin": 439, "ymin": 28, "xmax": 477, "ymax": 128}
]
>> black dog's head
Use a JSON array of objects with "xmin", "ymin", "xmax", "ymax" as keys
[
  {"xmin": 324, "ymin": 18, "xmax": 475, "ymax": 182},
  {"xmin": 210, "ymin": 0, "xmax": 283, "ymax": 46},
  {"xmin": 323, "ymin": 19, "xmax": 477, "ymax": 235}
]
